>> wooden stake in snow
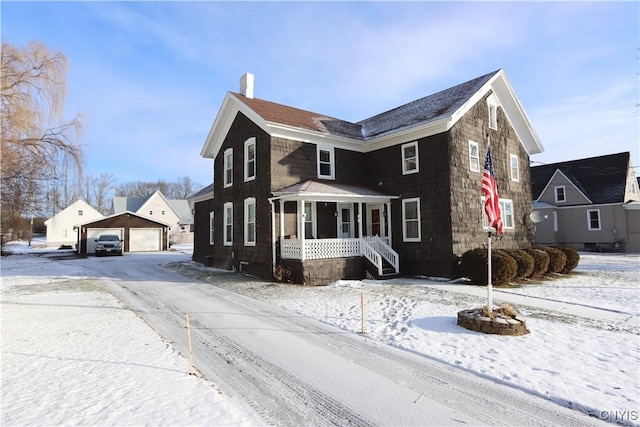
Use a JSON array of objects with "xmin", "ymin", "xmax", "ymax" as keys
[
  {"xmin": 360, "ymin": 292, "xmax": 365, "ymax": 335},
  {"xmin": 487, "ymin": 230, "xmax": 493, "ymax": 311},
  {"xmin": 186, "ymin": 314, "xmax": 196, "ymax": 376}
]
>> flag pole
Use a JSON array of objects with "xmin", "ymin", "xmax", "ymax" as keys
[{"xmin": 487, "ymin": 230, "xmax": 493, "ymax": 311}]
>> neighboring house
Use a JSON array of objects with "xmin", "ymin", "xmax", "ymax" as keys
[
  {"xmin": 76, "ymin": 211, "xmax": 170, "ymax": 255},
  {"xmin": 195, "ymin": 70, "xmax": 544, "ymax": 284},
  {"xmin": 44, "ymin": 200, "xmax": 103, "ymax": 248},
  {"xmin": 531, "ymin": 152, "xmax": 640, "ymax": 253},
  {"xmin": 111, "ymin": 190, "xmax": 194, "ymax": 244}
]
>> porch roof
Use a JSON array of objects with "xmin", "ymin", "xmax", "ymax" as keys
[{"xmin": 271, "ymin": 180, "xmax": 397, "ymax": 203}]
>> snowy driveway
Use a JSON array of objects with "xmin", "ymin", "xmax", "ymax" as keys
[{"xmin": 72, "ymin": 252, "xmax": 606, "ymax": 426}]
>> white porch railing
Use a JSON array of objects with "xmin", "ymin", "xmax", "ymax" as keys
[{"xmin": 280, "ymin": 236, "xmax": 399, "ymax": 275}]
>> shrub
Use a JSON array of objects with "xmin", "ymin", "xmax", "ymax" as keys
[
  {"xmin": 504, "ymin": 249, "xmax": 535, "ymax": 280},
  {"xmin": 274, "ymin": 264, "xmax": 292, "ymax": 283},
  {"xmin": 523, "ymin": 248, "xmax": 550, "ymax": 278},
  {"xmin": 538, "ymin": 246, "xmax": 567, "ymax": 275},
  {"xmin": 558, "ymin": 246, "xmax": 580, "ymax": 273},
  {"xmin": 461, "ymin": 248, "xmax": 518, "ymax": 287}
]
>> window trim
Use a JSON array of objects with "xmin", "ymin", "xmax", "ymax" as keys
[
  {"xmin": 223, "ymin": 148, "xmax": 233, "ymax": 188},
  {"xmin": 510, "ymin": 154, "xmax": 520, "ymax": 182},
  {"xmin": 209, "ymin": 211, "xmax": 215, "ymax": 245},
  {"xmin": 468, "ymin": 140, "xmax": 480, "ymax": 173},
  {"xmin": 554, "ymin": 186, "xmax": 566, "ymax": 203},
  {"xmin": 481, "ymin": 197, "xmax": 514, "ymax": 230},
  {"xmin": 303, "ymin": 201, "xmax": 317, "ymax": 239},
  {"xmin": 587, "ymin": 209, "xmax": 601, "ymax": 231},
  {"xmin": 401, "ymin": 141, "xmax": 419, "ymax": 175},
  {"xmin": 223, "ymin": 202, "xmax": 233, "ymax": 246},
  {"xmin": 244, "ymin": 198, "xmax": 256, "ymax": 246},
  {"xmin": 336, "ymin": 203, "xmax": 355, "ymax": 238},
  {"xmin": 244, "ymin": 137, "xmax": 256, "ymax": 182},
  {"xmin": 317, "ymin": 146, "xmax": 335, "ymax": 179},
  {"xmin": 402, "ymin": 198, "xmax": 421, "ymax": 242}
]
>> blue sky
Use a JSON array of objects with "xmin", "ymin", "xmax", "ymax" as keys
[{"xmin": 2, "ymin": 1, "xmax": 638, "ymax": 189}]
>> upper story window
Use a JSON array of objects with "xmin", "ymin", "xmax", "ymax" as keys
[
  {"xmin": 78, "ymin": 210, "xmax": 84, "ymax": 216},
  {"xmin": 468, "ymin": 141, "xmax": 480, "ymax": 172},
  {"xmin": 510, "ymin": 154, "xmax": 519, "ymax": 182},
  {"xmin": 402, "ymin": 198, "xmax": 421, "ymax": 242},
  {"xmin": 244, "ymin": 198, "xmax": 256, "ymax": 246},
  {"xmin": 244, "ymin": 137, "xmax": 256, "ymax": 182},
  {"xmin": 224, "ymin": 148, "xmax": 233, "ymax": 188},
  {"xmin": 223, "ymin": 202, "xmax": 233, "ymax": 246},
  {"xmin": 587, "ymin": 209, "xmax": 601, "ymax": 230},
  {"xmin": 317, "ymin": 146, "xmax": 334, "ymax": 179},
  {"xmin": 209, "ymin": 211, "xmax": 214, "ymax": 245},
  {"xmin": 149, "ymin": 210, "xmax": 153, "ymax": 215},
  {"xmin": 554, "ymin": 186, "xmax": 566, "ymax": 203},
  {"xmin": 402, "ymin": 141, "xmax": 419, "ymax": 175},
  {"xmin": 487, "ymin": 94, "xmax": 499, "ymax": 130}
]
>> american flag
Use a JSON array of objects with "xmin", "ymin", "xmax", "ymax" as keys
[{"xmin": 482, "ymin": 145, "xmax": 503, "ymax": 234}]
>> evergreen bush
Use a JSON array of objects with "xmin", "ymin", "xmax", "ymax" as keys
[
  {"xmin": 558, "ymin": 246, "xmax": 580, "ymax": 273},
  {"xmin": 462, "ymin": 248, "xmax": 518, "ymax": 287},
  {"xmin": 539, "ymin": 246, "xmax": 567, "ymax": 274},
  {"xmin": 523, "ymin": 248, "xmax": 550, "ymax": 278},
  {"xmin": 505, "ymin": 249, "xmax": 535, "ymax": 280}
]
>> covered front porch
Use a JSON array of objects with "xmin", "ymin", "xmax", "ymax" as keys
[{"xmin": 269, "ymin": 180, "xmax": 399, "ymax": 284}]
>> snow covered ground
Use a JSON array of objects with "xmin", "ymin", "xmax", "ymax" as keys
[{"xmin": 1, "ymin": 239, "xmax": 639, "ymax": 426}]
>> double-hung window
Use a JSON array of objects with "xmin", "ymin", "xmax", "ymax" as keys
[
  {"xmin": 209, "ymin": 211, "xmax": 215, "ymax": 245},
  {"xmin": 402, "ymin": 198, "xmax": 421, "ymax": 242},
  {"xmin": 587, "ymin": 209, "xmax": 601, "ymax": 230},
  {"xmin": 317, "ymin": 146, "xmax": 334, "ymax": 179},
  {"xmin": 468, "ymin": 141, "xmax": 480, "ymax": 172},
  {"xmin": 244, "ymin": 198, "xmax": 256, "ymax": 246},
  {"xmin": 402, "ymin": 141, "xmax": 419, "ymax": 175},
  {"xmin": 555, "ymin": 186, "xmax": 566, "ymax": 203},
  {"xmin": 510, "ymin": 154, "xmax": 519, "ymax": 182},
  {"xmin": 481, "ymin": 197, "xmax": 514, "ymax": 230},
  {"xmin": 244, "ymin": 138, "xmax": 256, "ymax": 182},
  {"xmin": 224, "ymin": 148, "xmax": 233, "ymax": 188},
  {"xmin": 223, "ymin": 202, "xmax": 233, "ymax": 246}
]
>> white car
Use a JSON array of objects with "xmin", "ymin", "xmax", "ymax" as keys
[{"xmin": 95, "ymin": 234, "xmax": 123, "ymax": 256}]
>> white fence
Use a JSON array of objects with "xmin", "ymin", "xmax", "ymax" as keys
[{"xmin": 280, "ymin": 236, "xmax": 398, "ymax": 274}]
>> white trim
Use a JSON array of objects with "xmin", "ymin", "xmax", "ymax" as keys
[
  {"xmin": 223, "ymin": 148, "xmax": 233, "ymax": 188},
  {"xmin": 336, "ymin": 203, "xmax": 355, "ymax": 238},
  {"xmin": 244, "ymin": 198, "xmax": 256, "ymax": 246},
  {"xmin": 223, "ymin": 202, "xmax": 233, "ymax": 246},
  {"xmin": 553, "ymin": 211, "xmax": 558, "ymax": 232},
  {"xmin": 499, "ymin": 199, "xmax": 514, "ymax": 229},
  {"xmin": 304, "ymin": 201, "xmax": 317, "ymax": 239},
  {"xmin": 554, "ymin": 185, "xmax": 566, "ymax": 203},
  {"xmin": 317, "ymin": 145, "xmax": 335, "ymax": 179},
  {"xmin": 587, "ymin": 209, "xmax": 601, "ymax": 231},
  {"xmin": 209, "ymin": 211, "xmax": 215, "ymax": 245},
  {"xmin": 401, "ymin": 141, "xmax": 419, "ymax": 175},
  {"xmin": 244, "ymin": 137, "xmax": 256, "ymax": 182},
  {"xmin": 402, "ymin": 198, "xmax": 421, "ymax": 242},
  {"xmin": 510, "ymin": 154, "xmax": 520, "ymax": 182},
  {"xmin": 537, "ymin": 169, "xmax": 592, "ymax": 204},
  {"xmin": 468, "ymin": 140, "xmax": 480, "ymax": 173},
  {"xmin": 487, "ymin": 94, "xmax": 499, "ymax": 130}
]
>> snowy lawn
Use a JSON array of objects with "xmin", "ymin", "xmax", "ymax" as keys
[{"xmin": 2, "ymin": 238, "xmax": 639, "ymax": 426}]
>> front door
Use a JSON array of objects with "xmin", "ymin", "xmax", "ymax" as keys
[
  {"xmin": 337, "ymin": 203, "xmax": 354, "ymax": 238},
  {"xmin": 366, "ymin": 204, "xmax": 385, "ymax": 237}
]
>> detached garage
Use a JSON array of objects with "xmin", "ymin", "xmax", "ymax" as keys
[{"xmin": 76, "ymin": 211, "xmax": 169, "ymax": 255}]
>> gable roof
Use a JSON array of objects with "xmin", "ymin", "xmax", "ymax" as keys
[
  {"xmin": 531, "ymin": 152, "xmax": 632, "ymax": 204},
  {"xmin": 112, "ymin": 190, "xmax": 193, "ymax": 224},
  {"xmin": 201, "ymin": 69, "xmax": 543, "ymax": 160},
  {"xmin": 45, "ymin": 199, "xmax": 102, "ymax": 224},
  {"xmin": 187, "ymin": 183, "xmax": 214, "ymax": 205}
]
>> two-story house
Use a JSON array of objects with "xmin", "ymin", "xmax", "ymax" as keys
[
  {"xmin": 194, "ymin": 70, "xmax": 543, "ymax": 284},
  {"xmin": 531, "ymin": 152, "xmax": 640, "ymax": 252}
]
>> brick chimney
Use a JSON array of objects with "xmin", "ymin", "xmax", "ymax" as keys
[{"xmin": 240, "ymin": 73, "xmax": 254, "ymax": 99}]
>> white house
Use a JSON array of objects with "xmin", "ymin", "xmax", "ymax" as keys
[
  {"xmin": 44, "ymin": 200, "xmax": 104, "ymax": 248},
  {"xmin": 111, "ymin": 190, "xmax": 193, "ymax": 244}
]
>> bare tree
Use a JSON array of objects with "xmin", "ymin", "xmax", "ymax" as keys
[
  {"xmin": 1, "ymin": 41, "xmax": 83, "ymax": 240},
  {"xmin": 113, "ymin": 177, "xmax": 201, "ymax": 200},
  {"xmin": 90, "ymin": 173, "xmax": 116, "ymax": 215}
]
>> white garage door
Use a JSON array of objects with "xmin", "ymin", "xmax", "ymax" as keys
[
  {"xmin": 129, "ymin": 228, "xmax": 162, "ymax": 252},
  {"xmin": 87, "ymin": 228, "xmax": 124, "ymax": 254}
]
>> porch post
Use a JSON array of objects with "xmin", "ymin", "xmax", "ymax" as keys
[
  {"xmin": 357, "ymin": 202, "xmax": 363, "ymax": 238},
  {"xmin": 279, "ymin": 200, "xmax": 285, "ymax": 240},
  {"xmin": 269, "ymin": 199, "xmax": 276, "ymax": 276},
  {"xmin": 299, "ymin": 199, "xmax": 305, "ymax": 261},
  {"xmin": 386, "ymin": 202, "xmax": 392, "ymax": 243}
]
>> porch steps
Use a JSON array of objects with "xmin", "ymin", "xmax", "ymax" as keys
[{"xmin": 364, "ymin": 258, "xmax": 399, "ymax": 280}]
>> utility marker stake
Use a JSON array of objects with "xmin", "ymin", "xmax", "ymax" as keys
[{"xmin": 186, "ymin": 314, "xmax": 196, "ymax": 376}]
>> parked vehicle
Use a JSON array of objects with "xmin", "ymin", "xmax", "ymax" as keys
[{"xmin": 95, "ymin": 234, "xmax": 122, "ymax": 256}]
